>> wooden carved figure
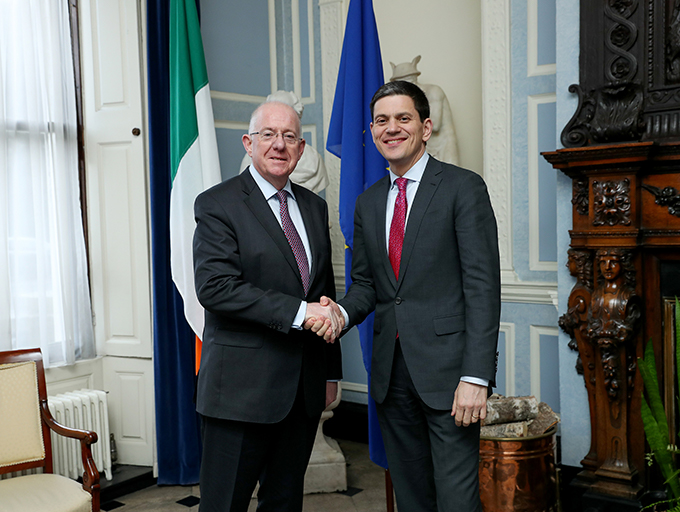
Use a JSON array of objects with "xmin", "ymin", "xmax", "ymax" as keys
[
  {"xmin": 586, "ymin": 248, "xmax": 641, "ymax": 496},
  {"xmin": 559, "ymin": 249, "xmax": 597, "ymax": 476}
]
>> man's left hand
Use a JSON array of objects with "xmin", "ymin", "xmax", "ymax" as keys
[{"xmin": 451, "ymin": 381, "xmax": 487, "ymax": 427}]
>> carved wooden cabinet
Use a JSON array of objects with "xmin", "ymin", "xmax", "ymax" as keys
[
  {"xmin": 544, "ymin": 141, "xmax": 680, "ymax": 508},
  {"xmin": 543, "ymin": 2, "xmax": 680, "ymax": 507}
]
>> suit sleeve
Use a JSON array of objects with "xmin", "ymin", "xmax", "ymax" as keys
[
  {"xmin": 338, "ymin": 195, "xmax": 377, "ymax": 328},
  {"xmin": 193, "ymin": 191, "xmax": 302, "ymax": 334},
  {"xmin": 454, "ymin": 172, "xmax": 501, "ymax": 384}
]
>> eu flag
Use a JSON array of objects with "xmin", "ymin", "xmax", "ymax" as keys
[{"xmin": 326, "ymin": 0, "xmax": 389, "ymax": 469}]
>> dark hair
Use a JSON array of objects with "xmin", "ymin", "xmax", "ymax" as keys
[{"xmin": 369, "ymin": 81, "xmax": 430, "ymax": 122}]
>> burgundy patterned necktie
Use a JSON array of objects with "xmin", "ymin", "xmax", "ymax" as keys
[
  {"xmin": 276, "ymin": 190, "xmax": 310, "ymax": 295},
  {"xmin": 388, "ymin": 177, "xmax": 408, "ymax": 280}
]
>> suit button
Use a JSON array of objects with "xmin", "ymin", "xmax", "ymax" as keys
[{"xmin": 395, "ymin": 297, "xmax": 402, "ymax": 305}]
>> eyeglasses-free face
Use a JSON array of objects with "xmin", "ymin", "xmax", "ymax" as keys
[{"xmin": 370, "ymin": 94, "xmax": 432, "ymax": 177}]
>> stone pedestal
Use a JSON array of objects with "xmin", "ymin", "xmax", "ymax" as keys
[{"xmin": 304, "ymin": 383, "xmax": 347, "ymax": 494}]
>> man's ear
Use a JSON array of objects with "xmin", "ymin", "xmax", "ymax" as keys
[
  {"xmin": 242, "ymin": 133, "xmax": 253, "ymax": 156},
  {"xmin": 422, "ymin": 118, "xmax": 434, "ymax": 142}
]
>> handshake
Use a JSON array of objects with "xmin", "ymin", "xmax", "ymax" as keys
[{"xmin": 304, "ymin": 296, "xmax": 345, "ymax": 343}]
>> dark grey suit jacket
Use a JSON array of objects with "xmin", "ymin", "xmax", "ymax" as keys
[
  {"xmin": 193, "ymin": 169, "xmax": 342, "ymax": 424},
  {"xmin": 338, "ymin": 156, "xmax": 500, "ymax": 410}
]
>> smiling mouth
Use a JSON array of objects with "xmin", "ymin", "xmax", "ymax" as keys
[{"xmin": 385, "ymin": 139, "xmax": 405, "ymax": 146}]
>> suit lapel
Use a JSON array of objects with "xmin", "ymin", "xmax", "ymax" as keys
[
  {"xmin": 241, "ymin": 171, "xmax": 303, "ymax": 291},
  {"xmin": 397, "ymin": 158, "xmax": 442, "ymax": 288},
  {"xmin": 294, "ymin": 183, "xmax": 321, "ymax": 288}
]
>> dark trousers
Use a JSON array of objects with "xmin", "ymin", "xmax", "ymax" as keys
[
  {"xmin": 198, "ymin": 388, "xmax": 320, "ymax": 512},
  {"xmin": 376, "ymin": 342, "xmax": 482, "ymax": 512}
]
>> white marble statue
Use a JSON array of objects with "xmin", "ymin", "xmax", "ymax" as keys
[
  {"xmin": 241, "ymin": 90, "xmax": 329, "ymax": 193},
  {"xmin": 390, "ymin": 55, "xmax": 460, "ymax": 166}
]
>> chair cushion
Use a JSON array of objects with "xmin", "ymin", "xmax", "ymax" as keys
[
  {"xmin": 0, "ymin": 362, "xmax": 45, "ymax": 467},
  {"xmin": 0, "ymin": 473, "xmax": 91, "ymax": 512}
]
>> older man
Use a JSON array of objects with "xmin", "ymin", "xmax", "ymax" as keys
[{"xmin": 193, "ymin": 101, "xmax": 342, "ymax": 512}]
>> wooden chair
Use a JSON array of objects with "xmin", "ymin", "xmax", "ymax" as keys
[{"xmin": 0, "ymin": 348, "xmax": 100, "ymax": 512}]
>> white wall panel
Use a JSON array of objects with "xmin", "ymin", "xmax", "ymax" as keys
[
  {"xmin": 482, "ymin": 0, "xmax": 514, "ymax": 281},
  {"xmin": 527, "ymin": 0, "xmax": 556, "ymax": 77},
  {"xmin": 91, "ymin": 0, "xmax": 127, "ymax": 107},
  {"xmin": 320, "ymin": 0, "xmax": 346, "ymax": 291},
  {"xmin": 499, "ymin": 322, "xmax": 516, "ymax": 396},
  {"xmin": 530, "ymin": 325, "xmax": 559, "ymax": 400},
  {"xmin": 103, "ymin": 357, "xmax": 154, "ymax": 465},
  {"xmin": 528, "ymin": 93, "xmax": 558, "ymax": 272},
  {"xmin": 44, "ymin": 358, "xmax": 103, "ymax": 396}
]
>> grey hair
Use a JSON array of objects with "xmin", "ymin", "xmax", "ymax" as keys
[{"xmin": 248, "ymin": 101, "xmax": 302, "ymax": 136}]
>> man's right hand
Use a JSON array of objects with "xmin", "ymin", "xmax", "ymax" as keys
[{"xmin": 304, "ymin": 296, "xmax": 345, "ymax": 343}]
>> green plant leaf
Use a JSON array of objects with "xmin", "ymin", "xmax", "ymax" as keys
[
  {"xmin": 676, "ymin": 298, "xmax": 680, "ymax": 423},
  {"xmin": 642, "ymin": 398, "xmax": 680, "ymax": 498},
  {"xmin": 640, "ymin": 341, "xmax": 670, "ymax": 441},
  {"xmin": 667, "ymin": 468, "xmax": 680, "ymax": 486}
]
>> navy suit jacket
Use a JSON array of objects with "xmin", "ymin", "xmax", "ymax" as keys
[
  {"xmin": 338, "ymin": 156, "xmax": 500, "ymax": 410},
  {"xmin": 193, "ymin": 169, "xmax": 342, "ymax": 423}
]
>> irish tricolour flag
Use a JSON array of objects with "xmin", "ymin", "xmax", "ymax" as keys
[{"xmin": 169, "ymin": 0, "xmax": 221, "ymax": 366}]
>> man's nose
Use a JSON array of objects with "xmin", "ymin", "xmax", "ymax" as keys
[
  {"xmin": 272, "ymin": 133, "xmax": 286, "ymax": 149},
  {"xmin": 386, "ymin": 119, "xmax": 399, "ymax": 132}
]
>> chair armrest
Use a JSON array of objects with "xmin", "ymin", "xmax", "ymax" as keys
[
  {"xmin": 41, "ymin": 400, "xmax": 98, "ymax": 444},
  {"xmin": 40, "ymin": 399, "xmax": 100, "ymax": 509}
]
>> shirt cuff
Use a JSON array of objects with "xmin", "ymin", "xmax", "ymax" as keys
[
  {"xmin": 460, "ymin": 376, "xmax": 489, "ymax": 387},
  {"xmin": 337, "ymin": 304, "xmax": 350, "ymax": 328},
  {"xmin": 292, "ymin": 301, "xmax": 307, "ymax": 330}
]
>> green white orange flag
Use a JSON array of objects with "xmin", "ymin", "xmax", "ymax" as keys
[{"xmin": 169, "ymin": 0, "xmax": 221, "ymax": 363}]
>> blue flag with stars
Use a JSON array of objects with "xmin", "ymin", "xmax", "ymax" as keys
[{"xmin": 326, "ymin": 0, "xmax": 389, "ymax": 469}]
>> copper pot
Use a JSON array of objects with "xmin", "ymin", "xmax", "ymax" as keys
[{"xmin": 479, "ymin": 427, "xmax": 558, "ymax": 512}]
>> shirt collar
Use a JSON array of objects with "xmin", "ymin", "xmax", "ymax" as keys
[
  {"xmin": 389, "ymin": 152, "xmax": 429, "ymax": 186},
  {"xmin": 248, "ymin": 165, "xmax": 296, "ymax": 201}
]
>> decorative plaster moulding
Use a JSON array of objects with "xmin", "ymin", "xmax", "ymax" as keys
[{"xmin": 482, "ymin": 0, "xmax": 513, "ymax": 275}]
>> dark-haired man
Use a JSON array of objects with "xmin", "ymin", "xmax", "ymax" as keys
[{"xmin": 312, "ymin": 81, "xmax": 500, "ymax": 511}]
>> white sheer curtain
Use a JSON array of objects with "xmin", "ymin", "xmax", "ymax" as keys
[{"xmin": 0, "ymin": 0, "xmax": 95, "ymax": 366}]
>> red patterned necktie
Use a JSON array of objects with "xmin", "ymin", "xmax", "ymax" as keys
[
  {"xmin": 389, "ymin": 177, "xmax": 408, "ymax": 280},
  {"xmin": 276, "ymin": 190, "xmax": 310, "ymax": 295}
]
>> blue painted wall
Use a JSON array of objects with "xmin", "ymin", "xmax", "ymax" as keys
[
  {"xmin": 511, "ymin": 0, "xmax": 557, "ymax": 282},
  {"xmin": 537, "ymin": 0, "xmax": 557, "ymax": 66},
  {"xmin": 201, "ymin": 0, "xmax": 271, "ymax": 97},
  {"xmin": 201, "ymin": 0, "xmax": 326, "ymax": 182},
  {"xmin": 555, "ymin": 0, "xmax": 586, "ymax": 468},
  {"xmin": 538, "ymin": 101, "xmax": 557, "ymax": 263},
  {"xmin": 496, "ymin": 331, "xmax": 508, "ymax": 397}
]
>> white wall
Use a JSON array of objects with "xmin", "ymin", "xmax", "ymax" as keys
[{"xmin": 373, "ymin": 0, "xmax": 483, "ymax": 174}]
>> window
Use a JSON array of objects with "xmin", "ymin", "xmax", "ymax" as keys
[{"xmin": 0, "ymin": 0, "xmax": 95, "ymax": 366}]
